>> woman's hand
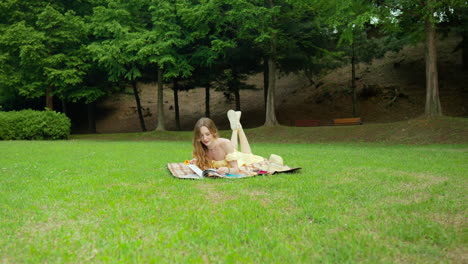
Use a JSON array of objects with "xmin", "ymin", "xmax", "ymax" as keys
[
  {"xmin": 217, "ymin": 167, "xmax": 229, "ymax": 175},
  {"xmin": 184, "ymin": 159, "xmax": 196, "ymax": 165}
]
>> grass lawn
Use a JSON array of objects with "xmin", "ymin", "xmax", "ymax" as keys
[{"xmin": 0, "ymin": 139, "xmax": 466, "ymax": 263}]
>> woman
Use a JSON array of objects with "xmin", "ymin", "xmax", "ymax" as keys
[{"xmin": 191, "ymin": 110, "xmax": 264, "ymax": 176}]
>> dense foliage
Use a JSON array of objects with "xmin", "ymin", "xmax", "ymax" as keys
[
  {"xmin": 0, "ymin": 109, "xmax": 71, "ymax": 140},
  {"xmin": 0, "ymin": 0, "xmax": 466, "ymax": 129}
]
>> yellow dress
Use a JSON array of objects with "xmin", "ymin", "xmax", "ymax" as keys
[{"xmin": 211, "ymin": 151, "xmax": 265, "ymax": 169}]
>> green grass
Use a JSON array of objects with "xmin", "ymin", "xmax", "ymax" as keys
[
  {"xmin": 70, "ymin": 116, "xmax": 468, "ymax": 145},
  {"xmin": 0, "ymin": 139, "xmax": 466, "ymax": 263}
]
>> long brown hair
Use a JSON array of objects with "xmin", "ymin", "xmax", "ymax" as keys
[{"xmin": 192, "ymin": 117, "xmax": 218, "ymax": 170}]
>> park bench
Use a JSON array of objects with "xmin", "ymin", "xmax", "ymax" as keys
[
  {"xmin": 295, "ymin": 120, "xmax": 321, "ymax": 127},
  {"xmin": 332, "ymin": 117, "xmax": 362, "ymax": 126}
]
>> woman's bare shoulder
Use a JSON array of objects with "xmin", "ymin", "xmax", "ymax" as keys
[
  {"xmin": 217, "ymin": 138, "xmax": 231, "ymax": 145},
  {"xmin": 218, "ymin": 138, "xmax": 234, "ymax": 150}
]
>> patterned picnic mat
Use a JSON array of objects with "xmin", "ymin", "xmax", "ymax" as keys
[
  {"xmin": 167, "ymin": 160, "xmax": 301, "ymax": 179},
  {"xmin": 167, "ymin": 160, "xmax": 270, "ymax": 179}
]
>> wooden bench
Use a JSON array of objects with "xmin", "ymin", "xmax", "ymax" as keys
[
  {"xmin": 295, "ymin": 120, "xmax": 320, "ymax": 127},
  {"xmin": 333, "ymin": 117, "xmax": 362, "ymax": 126}
]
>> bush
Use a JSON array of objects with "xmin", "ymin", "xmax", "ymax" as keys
[{"xmin": 0, "ymin": 109, "xmax": 71, "ymax": 140}]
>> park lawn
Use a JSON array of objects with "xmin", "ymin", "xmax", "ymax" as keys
[{"xmin": 0, "ymin": 140, "xmax": 466, "ymax": 263}]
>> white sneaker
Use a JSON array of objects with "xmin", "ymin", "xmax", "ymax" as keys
[{"xmin": 227, "ymin": 110, "xmax": 238, "ymax": 130}]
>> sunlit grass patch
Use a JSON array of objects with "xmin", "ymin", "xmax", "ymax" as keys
[{"xmin": 0, "ymin": 140, "xmax": 466, "ymax": 263}]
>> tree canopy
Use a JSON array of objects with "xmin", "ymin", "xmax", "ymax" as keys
[{"xmin": 0, "ymin": 0, "xmax": 465, "ymax": 129}]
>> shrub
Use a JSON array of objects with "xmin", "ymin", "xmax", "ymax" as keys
[{"xmin": 0, "ymin": 109, "xmax": 71, "ymax": 140}]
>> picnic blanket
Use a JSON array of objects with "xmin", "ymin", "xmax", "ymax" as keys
[{"xmin": 167, "ymin": 160, "xmax": 301, "ymax": 179}]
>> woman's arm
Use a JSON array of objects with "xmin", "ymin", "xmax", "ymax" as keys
[
  {"xmin": 217, "ymin": 160, "xmax": 239, "ymax": 175},
  {"xmin": 217, "ymin": 139, "xmax": 239, "ymax": 175},
  {"xmin": 227, "ymin": 160, "xmax": 239, "ymax": 174}
]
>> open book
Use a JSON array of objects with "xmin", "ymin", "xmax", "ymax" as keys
[{"xmin": 186, "ymin": 164, "xmax": 223, "ymax": 178}]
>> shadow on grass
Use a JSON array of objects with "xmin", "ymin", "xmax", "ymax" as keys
[{"xmin": 70, "ymin": 116, "xmax": 468, "ymax": 145}]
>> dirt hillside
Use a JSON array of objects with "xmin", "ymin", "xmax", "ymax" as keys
[{"xmin": 94, "ymin": 36, "xmax": 467, "ymax": 133}]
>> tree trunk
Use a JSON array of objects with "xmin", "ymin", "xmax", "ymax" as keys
[
  {"xmin": 205, "ymin": 84, "xmax": 210, "ymax": 117},
  {"xmin": 230, "ymin": 70, "xmax": 241, "ymax": 111},
  {"xmin": 264, "ymin": 0, "xmax": 279, "ymax": 126},
  {"xmin": 351, "ymin": 42, "xmax": 358, "ymax": 117},
  {"xmin": 87, "ymin": 102, "xmax": 96, "ymax": 133},
  {"xmin": 61, "ymin": 99, "xmax": 68, "ymax": 116},
  {"xmin": 462, "ymin": 33, "xmax": 468, "ymax": 71},
  {"xmin": 156, "ymin": 68, "xmax": 166, "ymax": 130},
  {"xmin": 264, "ymin": 56, "xmax": 278, "ymax": 126},
  {"xmin": 132, "ymin": 81, "xmax": 146, "ymax": 131},
  {"xmin": 46, "ymin": 86, "xmax": 53, "ymax": 110},
  {"xmin": 173, "ymin": 80, "xmax": 181, "ymax": 131},
  {"xmin": 424, "ymin": 5, "xmax": 442, "ymax": 117},
  {"xmin": 263, "ymin": 56, "xmax": 269, "ymax": 109},
  {"xmin": 234, "ymin": 87, "xmax": 240, "ymax": 111}
]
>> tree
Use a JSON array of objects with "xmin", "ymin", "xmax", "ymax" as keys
[
  {"xmin": 443, "ymin": 2, "xmax": 468, "ymax": 71},
  {"xmin": 183, "ymin": 0, "xmax": 256, "ymax": 117},
  {"xmin": 194, "ymin": 0, "xmax": 281, "ymax": 126},
  {"xmin": 88, "ymin": 0, "xmax": 152, "ymax": 131},
  {"xmin": 176, "ymin": 0, "xmax": 278, "ymax": 125},
  {"xmin": 334, "ymin": 0, "xmax": 388, "ymax": 117},
  {"xmin": 0, "ymin": 1, "xmax": 114, "ymax": 132},
  {"xmin": 0, "ymin": 3, "xmax": 88, "ymax": 111},
  {"xmin": 263, "ymin": 0, "xmax": 280, "ymax": 126},
  {"xmin": 374, "ymin": 0, "xmax": 466, "ymax": 117},
  {"xmin": 424, "ymin": 0, "xmax": 442, "ymax": 116},
  {"xmin": 141, "ymin": 0, "xmax": 194, "ymax": 131},
  {"xmin": 225, "ymin": 0, "xmax": 343, "ymax": 126}
]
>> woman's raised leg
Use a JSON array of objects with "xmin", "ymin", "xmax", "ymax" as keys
[
  {"xmin": 234, "ymin": 111, "xmax": 252, "ymax": 154},
  {"xmin": 228, "ymin": 110, "xmax": 239, "ymax": 151},
  {"xmin": 238, "ymin": 125, "xmax": 252, "ymax": 154},
  {"xmin": 230, "ymin": 129, "xmax": 238, "ymax": 151},
  {"xmin": 227, "ymin": 110, "xmax": 252, "ymax": 153}
]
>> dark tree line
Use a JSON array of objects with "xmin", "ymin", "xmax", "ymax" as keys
[{"xmin": 0, "ymin": 0, "xmax": 466, "ymax": 131}]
